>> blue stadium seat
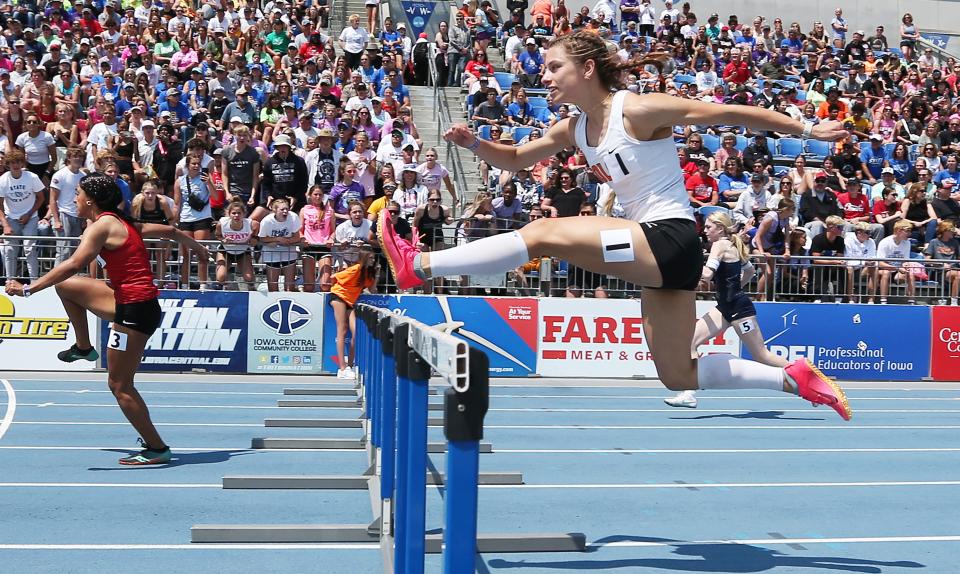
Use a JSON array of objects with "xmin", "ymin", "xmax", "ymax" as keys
[
  {"xmin": 883, "ymin": 142, "xmax": 897, "ymax": 156},
  {"xmin": 774, "ymin": 137, "xmax": 804, "ymax": 162},
  {"xmin": 535, "ymin": 107, "xmax": 553, "ymax": 124},
  {"xmin": 673, "ymin": 74, "xmax": 696, "ymax": 85},
  {"xmin": 527, "ymin": 96, "xmax": 549, "ymax": 109},
  {"xmin": 909, "ymin": 144, "xmax": 920, "ymax": 161},
  {"xmin": 477, "ymin": 125, "xmax": 493, "ymax": 140},
  {"xmin": 806, "ymin": 139, "xmax": 832, "ymax": 159},
  {"xmin": 512, "ymin": 126, "xmax": 535, "ymax": 142},
  {"xmin": 697, "ymin": 205, "xmax": 731, "ymax": 220},
  {"xmin": 494, "ymin": 71, "xmax": 517, "ymax": 91},
  {"xmin": 888, "ymin": 47, "xmax": 904, "ymax": 59},
  {"xmin": 701, "ymin": 133, "xmax": 720, "ymax": 153},
  {"xmin": 735, "ymin": 135, "xmax": 749, "ymax": 151},
  {"xmin": 795, "ymin": 89, "xmax": 807, "ymax": 102}
]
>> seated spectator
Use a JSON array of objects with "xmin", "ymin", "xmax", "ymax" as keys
[
  {"xmin": 742, "ymin": 135, "xmax": 773, "ymax": 174},
  {"xmin": 836, "ymin": 177, "xmax": 884, "ymax": 242},
  {"xmin": 492, "ymin": 181, "xmax": 525, "ymax": 231},
  {"xmin": 472, "ymin": 90, "xmax": 506, "ymax": 126},
  {"xmin": 925, "ymin": 221, "xmax": 960, "ymax": 305},
  {"xmin": 809, "ymin": 215, "xmax": 848, "ymax": 302},
  {"xmin": 934, "ymin": 155, "xmax": 960, "ymax": 188},
  {"xmin": 844, "ymin": 221, "xmax": 879, "ymax": 303},
  {"xmin": 713, "ymin": 133, "xmax": 741, "ymax": 171},
  {"xmin": 717, "ymin": 157, "xmax": 749, "ymax": 206},
  {"xmin": 877, "ymin": 220, "xmax": 916, "ymax": 304},
  {"xmin": 901, "ymin": 182, "xmax": 938, "ymax": 247},
  {"xmin": 933, "ymin": 181, "xmax": 960, "ymax": 227},
  {"xmin": 542, "ymin": 168, "xmax": 588, "ymax": 217},
  {"xmin": 506, "ymin": 88, "xmax": 537, "ymax": 126},
  {"xmin": 859, "ymin": 134, "xmax": 888, "ymax": 184},
  {"xmin": 733, "ymin": 172, "xmax": 772, "ymax": 230},
  {"xmin": 800, "ymin": 171, "xmax": 843, "ymax": 237},
  {"xmin": 517, "ymin": 38, "xmax": 544, "ymax": 88},
  {"xmin": 685, "ymin": 159, "xmax": 719, "ymax": 209}
]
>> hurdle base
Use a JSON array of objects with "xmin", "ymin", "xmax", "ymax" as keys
[
  {"xmin": 279, "ymin": 399, "xmax": 443, "ymax": 411},
  {"xmin": 283, "ymin": 387, "xmax": 436, "ymax": 396},
  {"xmin": 222, "ymin": 472, "xmax": 523, "ymax": 489},
  {"xmin": 190, "ymin": 524, "xmax": 377, "ymax": 543},
  {"xmin": 282, "ymin": 388, "xmax": 359, "ymax": 397},
  {"xmin": 264, "ymin": 417, "xmax": 442, "ymax": 428},
  {"xmin": 264, "ymin": 418, "xmax": 363, "ymax": 428},
  {"xmin": 190, "ymin": 526, "xmax": 585, "ymax": 552},
  {"xmin": 251, "ymin": 437, "xmax": 492, "ymax": 453}
]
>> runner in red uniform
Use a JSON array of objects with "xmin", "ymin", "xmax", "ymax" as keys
[{"xmin": 5, "ymin": 175, "xmax": 210, "ymax": 465}]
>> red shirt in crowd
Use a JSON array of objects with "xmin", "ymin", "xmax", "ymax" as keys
[
  {"xmin": 685, "ymin": 172, "xmax": 718, "ymax": 204},
  {"xmin": 836, "ymin": 191, "xmax": 871, "ymax": 221},
  {"xmin": 723, "ymin": 61, "xmax": 750, "ymax": 85}
]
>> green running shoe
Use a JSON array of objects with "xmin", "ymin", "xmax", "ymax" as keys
[
  {"xmin": 57, "ymin": 344, "xmax": 99, "ymax": 363},
  {"xmin": 119, "ymin": 440, "xmax": 172, "ymax": 466}
]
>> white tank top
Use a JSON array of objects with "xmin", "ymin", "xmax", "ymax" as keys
[
  {"xmin": 574, "ymin": 90, "xmax": 694, "ymax": 223},
  {"xmin": 219, "ymin": 216, "xmax": 253, "ymax": 255}
]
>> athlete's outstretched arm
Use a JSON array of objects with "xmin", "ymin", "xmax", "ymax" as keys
[
  {"xmin": 140, "ymin": 223, "xmax": 211, "ymax": 262},
  {"xmin": 443, "ymin": 118, "xmax": 575, "ymax": 173},
  {"xmin": 4, "ymin": 219, "xmax": 111, "ymax": 296},
  {"xmin": 639, "ymin": 93, "xmax": 848, "ymax": 141}
]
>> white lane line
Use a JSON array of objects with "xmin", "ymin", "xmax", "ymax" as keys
[
  {"xmin": 0, "ymin": 482, "xmax": 221, "ymax": 488},
  {"xmin": 0, "ymin": 535, "xmax": 957, "ymax": 551},
  {"xmin": 0, "ymin": 379, "xmax": 17, "ymax": 441},
  {"xmin": 479, "ymin": 480, "xmax": 960, "ymax": 489},
  {"xmin": 3, "ymin": 480, "xmax": 959, "ymax": 490},
  {"xmin": 15, "ymin": 389, "xmax": 291, "ymax": 396},
  {"xmin": 13, "ymin": 421, "xmax": 262, "ymax": 428},
  {"xmin": 0, "ymin": 543, "xmax": 380, "ymax": 550},
  {"xmin": 588, "ymin": 535, "xmax": 960, "ymax": 549},
  {"xmin": 2, "ymin": 445, "xmax": 960, "ymax": 454},
  {"xmin": 496, "ymin": 447, "xmax": 960, "ymax": 454},
  {"xmin": 484, "ymin": 425, "xmax": 960, "ymax": 430},
  {"xmin": 0, "ymin": 446, "xmax": 364, "ymax": 453},
  {"xmin": 18, "ymin": 403, "xmax": 285, "ymax": 410},
  {"xmin": 491, "ymin": 395, "xmax": 960, "ymax": 400}
]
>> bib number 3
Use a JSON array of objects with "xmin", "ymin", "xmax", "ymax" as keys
[{"xmin": 107, "ymin": 328, "xmax": 129, "ymax": 352}]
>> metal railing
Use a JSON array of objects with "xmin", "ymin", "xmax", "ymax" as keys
[
  {"xmin": 916, "ymin": 35, "xmax": 958, "ymax": 69},
  {"xmin": 4, "ymin": 234, "xmax": 956, "ymax": 303},
  {"xmin": 428, "ymin": 40, "xmax": 470, "ymax": 217}
]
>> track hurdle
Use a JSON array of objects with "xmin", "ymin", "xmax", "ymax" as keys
[{"xmin": 354, "ymin": 303, "xmax": 585, "ymax": 573}]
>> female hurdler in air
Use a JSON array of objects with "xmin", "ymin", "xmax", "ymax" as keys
[{"xmin": 378, "ymin": 31, "xmax": 851, "ymax": 420}]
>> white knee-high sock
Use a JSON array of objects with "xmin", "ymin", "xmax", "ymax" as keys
[
  {"xmin": 425, "ymin": 231, "xmax": 531, "ymax": 277},
  {"xmin": 697, "ymin": 354, "xmax": 786, "ymax": 392}
]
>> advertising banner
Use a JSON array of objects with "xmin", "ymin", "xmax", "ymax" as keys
[
  {"xmin": 0, "ymin": 291, "xmax": 98, "ymax": 371},
  {"xmin": 247, "ymin": 292, "xmax": 326, "ymax": 373},
  {"xmin": 536, "ymin": 299, "xmax": 738, "ymax": 378},
  {"xmin": 929, "ymin": 306, "xmax": 960, "ymax": 381},
  {"xmin": 324, "ymin": 295, "xmax": 538, "ymax": 376},
  {"xmin": 744, "ymin": 303, "xmax": 930, "ymax": 381},
  {"xmin": 102, "ymin": 291, "xmax": 248, "ymax": 372}
]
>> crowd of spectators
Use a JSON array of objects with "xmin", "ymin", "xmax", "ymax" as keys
[
  {"xmin": 450, "ymin": 0, "xmax": 960, "ymax": 301},
  {"xmin": 2, "ymin": 0, "xmax": 960, "ymax": 301},
  {"xmin": 0, "ymin": 0, "xmax": 463, "ymax": 291}
]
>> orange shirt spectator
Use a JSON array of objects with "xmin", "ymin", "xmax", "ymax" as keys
[
  {"xmin": 330, "ymin": 262, "xmax": 377, "ymax": 307},
  {"xmin": 531, "ymin": 0, "xmax": 554, "ymax": 27}
]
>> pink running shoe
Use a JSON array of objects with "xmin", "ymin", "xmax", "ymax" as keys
[
  {"xmin": 785, "ymin": 359, "xmax": 852, "ymax": 421},
  {"xmin": 378, "ymin": 209, "xmax": 425, "ymax": 291}
]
